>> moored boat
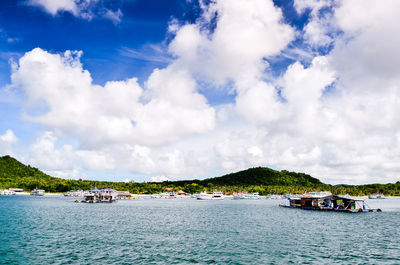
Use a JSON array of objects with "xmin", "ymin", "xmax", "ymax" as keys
[
  {"xmin": 64, "ymin": 190, "xmax": 85, "ymax": 197},
  {"xmin": 76, "ymin": 187, "xmax": 117, "ymax": 203},
  {"xmin": 280, "ymin": 192, "xmax": 382, "ymax": 213},
  {"xmin": 368, "ymin": 193, "xmax": 386, "ymax": 199},
  {"xmin": 197, "ymin": 192, "xmax": 212, "ymax": 200},
  {"xmin": 0, "ymin": 189, "xmax": 16, "ymax": 195},
  {"xmin": 197, "ymin": 191, "xmax": 224, "ymax": 200},
  {"xmin": 212, "ymin": 191, "xmax": 224, "ymax": 200},
  {"xmin": 266, "ymin": 194, "xmax": 283, "ymax": 200},
  {"xmin": 233, "ymin": 192, "xmax": 260, "ymax": 200},
  {"xmin": 30, "ymin": 189, "xmax": 45, "ymax": 196},
  {"xmin": 162, "ymin": 191, "xmax": 177, "ymax": 199}
]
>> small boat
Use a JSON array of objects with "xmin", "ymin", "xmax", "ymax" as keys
[
  {"xmin": 162, "ymin": 192, "xmax": 177, "ymax": 199},
  {"xmin": 266, "ymin": 194, "xmax": 282, "ymax": 200},
  {"xmin": 233, "ymin": 192, "xmax": 260, "ymax": 200},
  {"xmin": 280, "ymin": 192, "xmax": 382, "ymax": 213},
  {"xmin": 63, "ymin": 190, "xmax": 85, "ymax": 197},
  {"xmin": 0, "ymin": 189, "xmax": 16, "ymax": 195},
  {"xmin": 30, "ymin": 189, "xmax": 45, "ymax": 196},
  {"xmin": 197, "ymin": 192, "xmax": 212, "ymax": 200},
  {"xmin": 368, "ymin": 193, "xmax": 386, "ymax": 199},
  {"xmin": 212, "ymin": 191, "xmax": 224, "ymax": 200},
  {"xmin": 197, "ymin": 191, "xmax": 224, "ymax": 200},
  {"xmin": 97, "ymin": 188, "xmax": 118, "ymax": 203},
  {"xmin": 76, "ymin": 187, "xmax": 117, "ymax": 203}
]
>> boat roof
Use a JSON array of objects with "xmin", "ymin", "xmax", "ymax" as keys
[{"xmin": 289, "ymin": 195, "xmax": 365, "ymax": 201}]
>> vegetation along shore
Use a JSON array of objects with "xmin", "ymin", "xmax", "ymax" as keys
[{"xmin": 0, "ymin": 155, "xmax": 399, "ymax": 196}]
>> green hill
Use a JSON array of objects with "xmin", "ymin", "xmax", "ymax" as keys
[
  {"xmin": 0, "ymin": 155, "xmax": 83, "ymax": 192},
  {"xmin": 1, "ymin": 155, "xmax": 399, "ymax": 195},
  {"xmin": 203, "ymin": 167, "xmax": 323, "ymax": 186},
  {"xmin": 169, "ymin": 167, "xmax": 325, "ymax": 188}
]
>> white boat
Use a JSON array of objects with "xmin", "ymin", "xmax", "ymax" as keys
[
  {"xmin": 197, "ymin": 192, "xmax": 224, "ymax": 200},
  {"xmin": 212, "ymin": 191, "xmax": 224, "ymax": 200},
  {"xmin": 197, "ymin": 192, "xmax": 212, "ymax": 200},
  {"xmin": 97, "ymin": 188, "xmax": 118, "ymax": 202},
  {"xmin": 79, "ymin": 187, "xmax": 118, "ymax": 203},
  {"xmin": 233, "ymin": 192, "xmax": 260, "ymax": 200},
  {"xmin": 266, "ymin": 194, "xmax": 283, "ymax": 200},
  {"xmin": 369, "ymin": 193, "xmax": 386, "ymax": 199},
  {"xmin": 164, "ymin": 192, "xmax": 177, "ymax": 199},
  {"xmin": 0, "ymin": 189, "xmax": 16, "ymax": 195},
  {"xmin": 63, "ymin": 190, "xmax": 85, "ymax": 197},
  {"xmin": 31, "ymin": 189, "xmax": 45, "ymax": 196}
]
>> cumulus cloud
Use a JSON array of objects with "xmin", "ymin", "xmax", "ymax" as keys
[
  {"xmin": 26, "ymin": 131, "xmax": 75, "ymax": 170},
  {"xmin": 10, "ymin": 47, "xmax": 217, "ymax": 179},
  {"xmin": 11, "ymin": 48, "xmax": 215, "ymax": 149},
  {"xmin": 168, "ymin": 0, "xmax": 295, "ymax": 126},
  {"xmin": 28, "ymin": 0, "xmax": 123, "ymax": 23},
  {"xmin": 170, "ymin": 0, "xmax": 294, "ymax": 84},
  {"xmin": 101, "ymin": 8, "xmax": 123, "ymax": 24},
  {"xmin": 9, "ymin": 0, "xmax": 400, "ymax": 184},
  {"xmin": 150, "ymin": 176, "xmax": 169, "ymax": 182},
  {"xmin": 0, "ymin": 130, "xmax": 18, "ymax": 155},
  {"xmin": 294, "ymin": 0, "xmax": 336, "ymax": 47},
  {"xmin": 29, "ymin": 0, "xmax": 79, "ymax": 16}
]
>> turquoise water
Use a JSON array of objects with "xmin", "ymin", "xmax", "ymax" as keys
[{"xmin": 0, "ymin": 196, "xmax": 399, "ymax": 264}]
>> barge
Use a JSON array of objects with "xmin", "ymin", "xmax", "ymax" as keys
[
  {"xmin": 31, "ymin": 188, "xmax": 45, "ymax": 196},
  {"xmin": 280, "ymin": 192, "xmax": 382, "ymax": 213},
  {"xmin": 75, "ymin": 187, "xmax": 118, "ymax": 203}
]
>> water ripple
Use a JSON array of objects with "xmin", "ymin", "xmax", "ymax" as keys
[{"xmin": 0, "ymin": 196, "xmax": 399, "ymax": 264}]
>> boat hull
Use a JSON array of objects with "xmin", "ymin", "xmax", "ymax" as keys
[{"xmin": 279, "ymin": 204, "xmax": 382, "ymax": 213}]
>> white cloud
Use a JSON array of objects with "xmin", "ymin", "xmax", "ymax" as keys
[
  {"xmin": 0, "ymin": 129, "xmax": 17, "ymax": 144},
  {"xmin": 11, "ymin": 48, "xmax": 216, "ymax": 148},
  {"xmin": 294, "ymin": 0, "xmax": 336, "ymax": 47},
  {"xmin": 8, "ymin": 0, "xmax": 400, "ymax": 185},
  {"xmin": 0, "ymin": 130, "xmax": 18, "ymax": 155},
  {"xmin": 29, "ymin": 0, "xmax": 79, "ymax": 16},
  {"xmin": 119, "ymin": 45, "xmax": 172, "ymax": 64},
  {"xmin": 150, "ymin": 176, "xmax": 169, "ymax": 182},
  {"xmin": 27, "ymin": 131, "xmax": 75, "ymax": 170},
  {"xmin": 170, "ymin": 0, "xmax": 294, "ymax": 85},
  {"xmin": 102, "ymin": 8, "xmax": 123, "ymax": 24},
  {"xmin": 28, "ymin": 0, "xmax": 123, "ymax": 23},
  {"xmin": 168, "ymin": 0, "xmax": 295, "ymax": 126},
  {"xmin": 46, "ymin": 169, "xmax": 86, "ymax": 180}
]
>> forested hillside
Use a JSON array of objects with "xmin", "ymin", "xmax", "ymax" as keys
[{"xmin": 1, "ymin": 155, "xmax": 399, "ymax": 195}]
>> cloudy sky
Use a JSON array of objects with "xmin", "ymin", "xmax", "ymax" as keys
[{"xmin": 0, "ymin": 0, "xmax": 399, "ymax": 184}]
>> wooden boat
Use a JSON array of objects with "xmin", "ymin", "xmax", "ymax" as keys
[
  {"xmin": 280, "ymin": 192, "xmax": 382, "ymax": 213},
  {"xmin": 75, "ymin": 187, "xmax": 117, "ymax": 203},
  {"xmin": 30, "ymin": 188, "xmax": 45, "ymax": 196},
  {"xmin": 197, "ymin": 191, "xmax": 224, "ymax": 200}
]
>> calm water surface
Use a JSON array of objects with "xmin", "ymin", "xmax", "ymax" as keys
[{"xmin": 0, "ymin": 196, "xmax": 399, "ymax": 264}]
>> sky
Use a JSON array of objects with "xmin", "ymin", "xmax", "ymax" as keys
[{"xmin": 1, "ymin": 0, "xmax": 400, "ymax": 184}]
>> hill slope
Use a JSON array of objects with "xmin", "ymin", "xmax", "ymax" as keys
[
  {"xmin": 0, "ymin": 155, "xmax": 74, "ymax": 191},
  {"xmin": 1, "ymin": 155, "xmax": 399, "ymax": 195},
  {"xmin": 170, "ymin": 167, "xmax": 324, "ymax": 187},
  {"xmin": 203, "ymin": 167, "xmax": 323, "ymax": 186}
]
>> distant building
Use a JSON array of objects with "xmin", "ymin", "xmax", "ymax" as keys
[
  {"xmin": 8, "ymin": 188, "xmax": 23, "ymax": 192},
  {"xmin": 177, "ymin": 190, "xmax": 186, "ymax": 195},
  {"xmin": 117, "ymin": 191, "xmax": 132, "ymax": 200}
]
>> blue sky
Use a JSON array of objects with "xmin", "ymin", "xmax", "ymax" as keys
[
  {"xmin": 0, "ymin": 0, "xmax": 190, "ymax": 84},
  {"xmin": 1, "ymin": 0, "xmax": 399, "ymax": 184}
]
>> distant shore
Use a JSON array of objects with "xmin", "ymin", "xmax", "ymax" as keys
[{"xmin": 13, "ymin": 192, "xmax": 63, "ymax": 196}]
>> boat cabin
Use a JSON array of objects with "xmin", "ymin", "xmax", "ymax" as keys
[
  {"xmin": 84, "ymin": 193, "xmax": 95, "ymax": 203},
  {"xmin": 79, "ymin": 187, "xmax": 118, "ymax": 203},
  {"xmin": 281, "ymin": 193, "xmax": 381, "ymax": 213}
]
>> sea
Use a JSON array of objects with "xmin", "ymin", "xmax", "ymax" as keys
[{"xmin": 0, "ymin": 196, "xmax": 399, "ymax": 264}]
